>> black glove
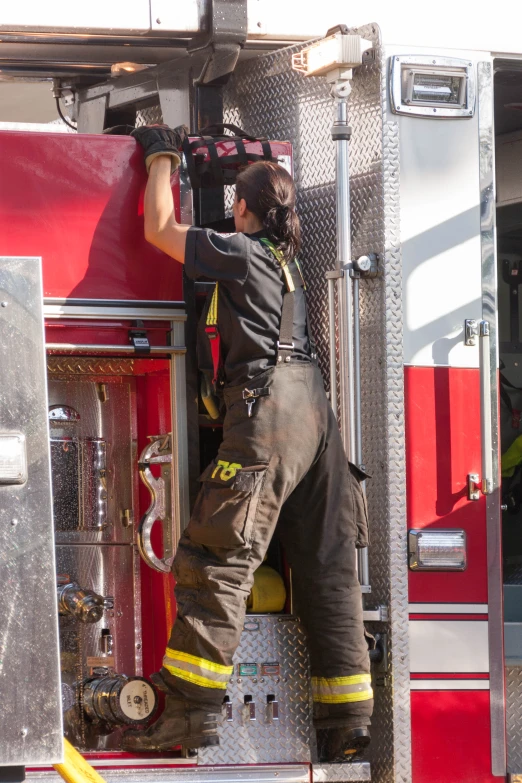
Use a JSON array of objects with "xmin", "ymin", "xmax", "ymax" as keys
[{"xmin": 131, "ymin": 124, "xmax": 188, "ymax": 173}]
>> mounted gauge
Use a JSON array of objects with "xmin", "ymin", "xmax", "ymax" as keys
[{"xmin": 390, "ymin": 56, "xmax": 475, "ymax": 118}]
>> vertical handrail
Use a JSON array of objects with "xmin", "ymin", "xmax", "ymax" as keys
[
  {"xmin": 335, "ymin": 97, "xmax": 356, "ymax": 462},
  {"xmin": 354, "ymin": 275, "xmax": 370, "ymax": 586},
  {"xmin": 332, "ymin": 90, "xmax": 370, "ymax": 590},
  {"xmin": 479, "ymin": 320, "xmax": 494, "ymax": 495}
]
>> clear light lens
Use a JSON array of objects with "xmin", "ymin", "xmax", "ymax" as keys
[
  {"xmin": 412, "ymin": 73, "xmax": 463, "ymax": 105},
  {"xmin": 409, "ymin": 530, "xmax": 466, "ymax": 570},
  {"xmin": 0, "ymin": 433, "xmax": 27, "ymax": 484},
  {"xmin": 305, "ymin": 37, "xmax": 341, "ymax": 75}
]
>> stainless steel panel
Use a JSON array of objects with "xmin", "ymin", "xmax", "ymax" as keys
[
  {"xmin": 48, "ymin": 378, "xmax": 136, "ymax": 544},
  {"xmin": 56, "ymin": 544, "xmax": 141, "ymax": 750},
  {"xmin": 0, "ymin": 2, "xmax": 152, "ymax": 33},
  {"xmin": 478, "ymin": 59, "xmax": 506, "ymax": 776},
  {"xmin": 28, "ymin": 765, "xmax": 311, "ymax": 783},
  {"xmin": 223, "ymin": 27, "xmax": 409, "ymax": 782},
  {"xmin": 198, "ymin": 616, "xmax": 313, "ymax": 766},
  {"xmin": 0, "ymin": 256, "xmax": 63, "ymax": 765},
  {"xmin": 51, "ymin": 438, "xmax": 107, "ymax": 532}
]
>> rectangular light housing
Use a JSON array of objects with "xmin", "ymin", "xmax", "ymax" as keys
[
  {"xmin": 0, "ymin": 433, "xmax": 27, "ymax": 484},
  {"xmin": 292, "ymin": 33, "xmax": 372, "ymax": 77},
  {"xmin": 391, "ymin": 56, "xmax": 475, "ymax": 118},
  {"xmin": 409, "ymin": 529, "xmax": 467, "ymax": 571}
]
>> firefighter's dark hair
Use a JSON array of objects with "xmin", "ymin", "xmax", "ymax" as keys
[{"xmin": 236, "ymin": 161, "xmax": 301, "ymax": 262}]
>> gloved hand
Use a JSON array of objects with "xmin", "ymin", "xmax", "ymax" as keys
[{"xmin": 131, "ymin": 124, "xmax": 188, "ymax": 174}]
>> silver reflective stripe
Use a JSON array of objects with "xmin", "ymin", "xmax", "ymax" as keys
[
  {"xmin": 163, "ymin": 648, "xmax": 233, "ymax": 690},
  {"xmin": 312, "ymin": 674, "xmax": 373, "ymax": 704}
]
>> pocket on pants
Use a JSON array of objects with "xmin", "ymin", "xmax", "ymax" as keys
[
  {"xmin": 348, "ymin": 461, "xmax": 370, "ymax": 549},
  {"xmin": 187, "ymin": 459, "xmax": 269, "ymax": 549}
]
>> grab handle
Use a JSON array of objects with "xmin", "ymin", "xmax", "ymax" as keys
[
  {"xmin": 479, "ymin": 321, "xmax": 494, "ymax": 495},
  {"xmin": 137, "ymin": 434, "xmax": 175, "ymax": 573}
]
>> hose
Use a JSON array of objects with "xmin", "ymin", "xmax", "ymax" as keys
[
  {"xmin": 55, "ymin": 97, "xmax": 77, "ymax": 131},
  {"xmin": 53, "ymin": 738, "xmax": 107, "ymax": 783}
]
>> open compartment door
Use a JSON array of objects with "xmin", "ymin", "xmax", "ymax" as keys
[{"xmin": 0, "ymin": 256, "xmax": 63, "ymax": 767}]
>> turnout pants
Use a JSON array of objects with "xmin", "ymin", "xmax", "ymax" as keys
[{"xmin": 162, "ymin": 362, "xmax": 373, "ymax": 726}]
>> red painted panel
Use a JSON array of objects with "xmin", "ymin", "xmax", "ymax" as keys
[
  {"xmin": 0, "ymin": 130, "xmax": 183, "ymax": 301},
  {"xmin": 411, "ymin": 691, "xmax": 498, "ymax": 783},
  {"xmin": 135, "ymin": 367, "xmax": 175, "ymax": 680},
  {"xmin": 405, "ymin": 366, "xmax": 488, "ymax": 603}
]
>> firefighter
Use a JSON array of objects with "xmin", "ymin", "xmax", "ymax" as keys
[{"xmin": 123, "ymin": 126, "xmax": 373, "ymax": 761}]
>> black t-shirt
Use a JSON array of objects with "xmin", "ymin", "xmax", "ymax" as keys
[{"xmin": 184, "ymin": 227, "xmax": 311, "ymax": 386}]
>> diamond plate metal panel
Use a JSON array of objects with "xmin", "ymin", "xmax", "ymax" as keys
[
  {"xmin": 313, "ymin": 764, "xmax": 371, "ymax": 782},
  {"xmin": 136, "ymin": 105, "xmax": 163, "ymax": 126},
  {"xmin": 506, "ymin": 667, "xmax": 522, "ymax": 773},
  {"xmin": 198, "ymin": 616, "xmax": 313, "ymax": 766},
  {"xmin": 224, "ymin": 27, "xmax": 409, "ymax": 783}
]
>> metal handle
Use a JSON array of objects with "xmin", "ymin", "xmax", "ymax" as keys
[
  {"xmin": 479, "ymin": 320, "xmax": 493, "ymax": 495},
  {"xmin": 137, "ymin": 434, "xmax": 176, "ymax": 573}
]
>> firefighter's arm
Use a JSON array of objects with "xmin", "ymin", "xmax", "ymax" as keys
[{"xmin": 144, "ymin": 156, "xmax": 190, "ymax": 263}]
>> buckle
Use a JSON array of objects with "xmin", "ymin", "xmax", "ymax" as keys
[
  {"xmin": 205, "ymin": 325, "xmax": 219, "ymax": 339},
  {"xmin": 277, "ymin": 341, "xmax": 295, "ymax": 350}
]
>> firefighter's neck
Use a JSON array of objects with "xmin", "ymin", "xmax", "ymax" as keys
[{"xmin": 236, "ymin": 211, "xmax": 263, "ymax": 235}]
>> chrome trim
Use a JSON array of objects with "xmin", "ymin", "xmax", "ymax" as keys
[
  {"xmin": 138, "ymin": 435, "xmax": 175, "ymax": 573},
  {"xmin": 479, "ymin": 320, "xmax": 494, "ymax": 494},
  {"xmin": 390, "ymin": 55, "xmax": 476, "ymax": 118},
  {"xmin": 28, "ymin": 765, "xmax": 312, "ymax": 782},
  {"xmin": 170, "ymin": 318, "xmax": 190, "ymax": 532},
  {"xmin": 354, "ymin": 274, "xmax": 370, "ymax": 587},
  {"xmin": 46, "ymin": 343, "xmax": 185, "ymax": 354},
  {"xmin": 335, "ymin": 95, "xmax": 356, "ymax": 461},
  {"xmin": 44, "ymin": 303, "xmax": 186, "ymax": 321},
  {"xmin": 478, "ymin": 59, "xmax": 506, "ymax": 777}
]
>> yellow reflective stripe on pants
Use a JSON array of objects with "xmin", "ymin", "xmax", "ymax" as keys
[
  {"xmin": 312, "ymin": 674, "xmax": 373, "ymax": 704},
  {"xmin": 163, "ymin": 648, "xmax": 233, "ymax": 690}
]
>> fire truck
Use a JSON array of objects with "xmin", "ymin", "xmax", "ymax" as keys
[{"xmin": 2, "ymin": 3, "xmax": 522, "ymax": 783}]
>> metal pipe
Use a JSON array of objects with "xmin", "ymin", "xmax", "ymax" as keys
[
  {"xmin": 334, "ymin": 97, "xmax": 356, "ymax": 462},
  {"xmin": 46, "ymin": 343, "xmax": 185, "ymax": 354},
  {"xmin": 327, "ymin": 276, "xmax": 338, "ymax": 419},
  {"xmin": 353, "ymin": 276, "xmax": 362, "ymax": 465}
]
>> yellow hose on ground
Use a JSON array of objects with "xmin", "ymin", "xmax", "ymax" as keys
[{"xmin": 53, "ymin": 738, "xmax": 108, "ymax": 783}]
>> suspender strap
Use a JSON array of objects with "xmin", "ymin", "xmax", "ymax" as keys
[
  {"xmin": 278, "ymin": 290, "xmax": 296, "ymax": 362},
  {"xmin": 259, "ymin": 238, "xmax": 308, "ymax": 364}
]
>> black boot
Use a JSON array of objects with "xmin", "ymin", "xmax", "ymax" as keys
[
  {"xmin": 122, "ymin": 696, "xmax": 220, "ymax": 753},
  {"xmin": 316, "ymin": 727, "xmax": 371, "ymax": 763}
]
